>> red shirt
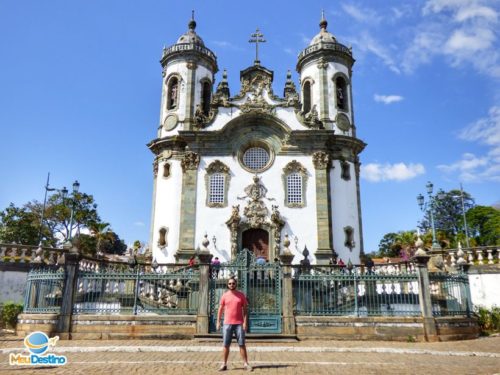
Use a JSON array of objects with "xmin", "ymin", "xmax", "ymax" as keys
[{"xmin": 220, "ymin": 290, "xmax": 248, "ymax": 324}]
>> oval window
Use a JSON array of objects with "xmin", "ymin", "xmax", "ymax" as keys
[{"xmin": 242, "ymin": 147, "xmax": 270, "ymax": 171}]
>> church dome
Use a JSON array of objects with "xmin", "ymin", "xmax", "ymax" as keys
[
  {"xmin": 176, "ymin": 16, "xmax": 205, "ymax": 46},
  {"xmin": 309, "ymin": 14, "xmax": 336, "ymax": 46}
]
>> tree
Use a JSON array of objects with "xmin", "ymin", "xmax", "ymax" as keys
[
  {"xmin": 377, "ymin": 230, "xmax": 416, "ymax": 258},
  {"xmin": 419, "ymin": 189, "xmax": 475, "ymax": 248},
  {"xmin": 0, "ymin": 190, "xmax": 126, "ymax": 257},
  {"xmin": 466, "ymin": 206, "xmax": 500, "ymax": 246},
  {"xmin": 0, "ymin": 203, "xmax": 48, "ymax": 245}
]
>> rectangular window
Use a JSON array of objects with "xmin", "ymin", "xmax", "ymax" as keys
[
  {"xmin": 209, "ymin": 174, "xmax": 225, "ymax": 204},
  {"xmin": 287, "ymin": 173, "xmax": 302, "ymax": 204}
]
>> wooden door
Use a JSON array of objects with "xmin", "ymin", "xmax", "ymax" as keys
[{"xmin": 242, "ymin": 229, "xmax": 269, "ymax": 260}]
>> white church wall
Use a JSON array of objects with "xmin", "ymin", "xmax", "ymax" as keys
[
  {"xmin": 160, "ymin": 61, "xmax": 190, "ymax": 137},
  {"xmin": 468, "ymin": 271, "xmax": 500, "ymax": 309},
  {"xmin": 193, "ymin": 155, "xmax": 318, "ymax": 264},
  {"xmin": 330, "ymin": 160, "xmax": 360, "ymax": 264},
  {"xmin": 151, "ymin": 159, "xmax": 183, "ymax": 263}
]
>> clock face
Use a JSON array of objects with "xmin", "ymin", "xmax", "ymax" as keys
[
  {"xmin": 336, "ymin": 113, "xmax": 351, "ymax": 131},
  {"xmin": 164, "ymin": 114, "xmax": 178, "ymax": 131}
]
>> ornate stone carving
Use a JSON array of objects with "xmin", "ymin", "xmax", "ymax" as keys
[
  {"xmin": 225, "ymin": 205, "xmax": 241, "ymax": 259},
  {"xmin": 270, "ymin": 205, "xmax": 285, "ymax": 254},
  {"xmin": 186, "ymin": 61, "xmax": 197, "ymax": 70},
  {"xmin": 181, "ymin": 151, "xmax": 200, "ymax": 171},
  {"xmin": 238, "ymin": 96, "xmax": 276, "ymax": 115},
  {"xmin": 312, "ymin": 151, "xmax": 330, "ymax": 169},
  {"xmin": 153, "ymin": 158, "xmax": 159, "ymax": 177},
  {"xmin": 317, "ymin": 57, "xmax": 328, "ymax": 69},
  {"xmin": 206, "ymin": 160, "xmax": 229, "ymax": 174},
  {"xmin": 302, "ymin": 105, "xmax": 323, "ymax": 129},
  {"xmin": 241, "ymin": 176, "xmax": 270, "ymax": 228},
  {"xmin": 282, "ymin": 160, "xmax": 307, "ymax": 175}
]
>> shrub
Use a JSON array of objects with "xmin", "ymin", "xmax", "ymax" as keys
[
  {"xmin": 0, "ymin": 302, "xmax": 23, "ymax": 329},
  {"xmin": 475, "ymin": 305, "xmax": 500, "ymax": 333}
]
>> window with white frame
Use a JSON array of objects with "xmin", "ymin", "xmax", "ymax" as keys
[
  {"xmin": 209, "ymin": 173, "xmax": 225, "ymax": 204},
  {"xmin": 282, "ymin": 160, "xmax": 308, "ymax": 208},
  {"xmin": 287, "ymin": 173, "xmax": 303, "ymax": 205},
  {"xmin": 205, "ymin": 160, "xmax": 230, "ymax": 208}
]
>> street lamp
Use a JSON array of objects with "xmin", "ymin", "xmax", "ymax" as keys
[
  {"xmin": 66, "ymin": 180, "xmax": 80, "ymax": 242},
  {"xmin": 417, "ymin": 181, "xmax": 443, "ymax": 250},
  {"xmin": 452, "ymin": 183, "xmax": 470, "ymax": 249},
  {"xmin": 38, "ymin": 173, "xmax": 80, "ymax": 246}
]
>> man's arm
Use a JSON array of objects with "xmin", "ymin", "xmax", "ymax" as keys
[
  {"xmin": 242, "ymin": 301, "xmax": 248, "ymax": 332},
  {"xmin": 216, "ymin": 299, "xmax": 224, "ymax": 331}
]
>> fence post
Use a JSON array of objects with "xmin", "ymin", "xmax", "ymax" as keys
[
  {"xmin": 413, "ymin": 248, "xmax": 438, "ymax": 342},
  {"xmin": 196, "ymin": 251, "xmax": 213, "ymax": 334},
  {"xmin": 56, "ymin": 244, "xmax": 80, "ymax": 340},
  {"xmin": 280, "ymin": 251, "xmax": 296, "ymax": 335}
]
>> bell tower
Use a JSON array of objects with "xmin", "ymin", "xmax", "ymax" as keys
[
  {"xmin": 296, "ymin": 12, "xmax": 356, "ymax": 136},
  {"xmin": 158, "ymin": 12, "xmax": 218, "ymax": 135}
]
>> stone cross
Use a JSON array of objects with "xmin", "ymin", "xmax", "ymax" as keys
[{"xmin": 249, "ymin": 28, "xmax": 266, "ymax": 65}]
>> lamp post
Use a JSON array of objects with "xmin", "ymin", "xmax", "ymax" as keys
[
  {"xmin": 66, "ymin": 180, "xmax": 80, "ymax": 242},
  {"xmin": 454, "ymin": 183, "xmax": 470, "ymax": 249},
  {"xmin": 417, "ymin": 181, "xmax": 443, "ymax": 250},
  {"xmin": 38, "ymin": 173, "xmax": 79, "ymax": 246}
]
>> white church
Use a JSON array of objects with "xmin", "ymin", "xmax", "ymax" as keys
[{"xmin": 148, "ymin": 14, "xmax": 366, "ymax": 265}]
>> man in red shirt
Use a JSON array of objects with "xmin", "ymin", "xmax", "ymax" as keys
[{"xmin": 216, "ymin": 277, "xmax": 252, "ymax": 371}]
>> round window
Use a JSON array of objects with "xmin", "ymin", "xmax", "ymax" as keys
[{"xmin": 242, "ymin": 147, "xmax": 270, "ymax": 171}]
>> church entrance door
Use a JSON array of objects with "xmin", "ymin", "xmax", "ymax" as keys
[{"xmin": 242, "ymin": 228, "xmax": 269, "ymax": 260}]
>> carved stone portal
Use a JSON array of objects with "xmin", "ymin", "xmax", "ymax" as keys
[{"xmin": 226, "ymin": 176, "xmax": 286, "ymax": 259}]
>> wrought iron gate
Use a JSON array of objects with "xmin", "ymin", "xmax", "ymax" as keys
[{"xmin": 209, "ymin": 249, "xmax": 282, "ymax": 333}]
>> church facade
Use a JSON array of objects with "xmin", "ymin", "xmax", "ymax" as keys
[{"xmin": 148, "ymin": 15, "xmax": 366, "ymax": 265}]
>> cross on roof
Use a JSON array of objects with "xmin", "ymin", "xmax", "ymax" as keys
[{"xmin": 249, "ymin": 28, "xmax": 266, "ymax": 65}]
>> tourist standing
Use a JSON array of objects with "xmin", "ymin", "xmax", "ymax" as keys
[{"xmin": 216, "ymin": 277, "xmax": 252, "ymax": 371}]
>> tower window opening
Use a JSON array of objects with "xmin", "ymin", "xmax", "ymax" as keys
[
  {"xmin": 336, "ymin": 77, "xmax": 347, "ymax": 111},
  {"xmin": 303, "ymin": 81, "xmax": 311, "ymax": 114},
  {"xmin": 344, "ymin": 226, "xmax": 355, "ymax": 250},
  {"xmin": 158, "ymin": 227, "xmax": 168, "ymax": 247},
  {"xmin": 167, "ymin": 77, "xmax": 179, "ymax": 110},
  {"xmin": 341, "ymin": 161, "xmax": 351, "ymax": 181},
  {"xmin": 201, "ymin": 81, "xmax": 211, "ymax": 116}
]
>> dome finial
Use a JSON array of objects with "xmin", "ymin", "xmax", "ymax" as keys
[
  {"xmin": 188, "ymin": 10, "xmax": 196, "ymax": 31},
  {"xmin": 320, "ymin": 9, "xmax": 328, "ymax": 30}
]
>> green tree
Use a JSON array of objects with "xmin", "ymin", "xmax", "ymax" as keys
[
  {"xmin": 466, "ymin": 205, "xmax": 500, "ymax": 246},
  {"xmin": 419, "ymin": 189, "xmax": 474, "ymax": 248},
  {"xmin": 377, "ymin": 230, "xmax": 416, "ymax": 258},
  {"xmin": 0, "ymin": 203, "xmax": 49, "ymax": 245}
]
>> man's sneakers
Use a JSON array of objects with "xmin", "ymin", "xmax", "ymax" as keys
[
  {"xmin": 218, "ymin": 364, "xmax": 227, "ymax": 371},
  {"xmin": 244, "ymin": 363, "xmax": 253, "ymax": 372}
]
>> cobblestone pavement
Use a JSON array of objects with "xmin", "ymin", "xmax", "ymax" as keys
[{"xmin": 1, "ymin": 335, "xmax": 499, "ymax": 375}]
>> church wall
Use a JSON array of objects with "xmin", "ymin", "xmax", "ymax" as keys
[
  {"xmin": 193, "ymin": 155, "xmax": 318, "ymax": 264},
  {"xmin": 330, "ymin": 159, "xmax": 361, "ymax": 264},
  {"xmin": 151, "ymin": 159, "xmax": 183, "ymax": 263}
]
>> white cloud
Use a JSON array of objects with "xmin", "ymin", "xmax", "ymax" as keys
[
  {"xmin": 134, "ymin": 221, "xmax": 146, "ymax": 227},
  {"xmin": 374, "ymin": 94, "xmax": 404, "ymax": 104},
  {"xmin": 342, "ymin": 4, "xmax": 382, "ymax": 24},
  {"xmin": 438, "ymin": 106, "xmax": 500, "ymax": 182},
  {"xmin": 362, "ymin": 163, "xmax": 425, "ymax": 182},
  {"xmin": 349, "ymin": 33, "xmax": 401, "ymax": 74},
  {"xmin": 404, "ymin": 0, "xmax": 500, "ymax": 77},
  {"xmin": 283, "ymin": 48, "xmax": 294, "ymax": 55}
]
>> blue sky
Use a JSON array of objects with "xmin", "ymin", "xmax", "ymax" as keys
[{"xmin": 0, "ymin": 0, "xmax": 499, "ymax": 253}]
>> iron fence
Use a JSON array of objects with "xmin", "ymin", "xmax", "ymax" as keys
[
  {"xmin": 292, "ymin": 264, "xmax": 421, "ymax": 316},
  {"xmin": 430, "ymin": 273, "xmax": 472, "ymax": 317},
  {"xmin": 73, "ymin": 262, "xmax": 200, "ymax": 315},
  {"xmin": 23, "ymin": 267, "xmax": 65, "ymax": 313}
]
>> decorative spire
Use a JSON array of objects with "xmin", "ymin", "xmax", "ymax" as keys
[
  {"xmin": 188, "ymin": 10, "xmax": 196, "ymax": 31},
  {"xmin": 319, "ymin": 9, "xmax": 328, "ymax": 30}
]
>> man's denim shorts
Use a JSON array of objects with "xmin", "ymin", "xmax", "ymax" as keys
[{"xmin": 222, "ymin": 324, "xmax": 245, "ymax": 347}]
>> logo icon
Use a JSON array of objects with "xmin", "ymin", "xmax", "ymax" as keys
[{"xmin": 10, "ymin": 331, "xmax": 67, "ymax": 366}]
